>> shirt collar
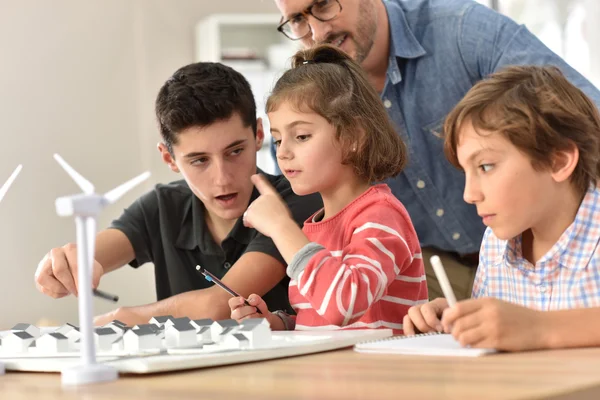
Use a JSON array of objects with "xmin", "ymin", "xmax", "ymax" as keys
[
  {"xmin": 504, "ymin": 185, "xmax": 600, "ymax": 270},
  {"xmin": 383, "ymin": 0, "xmax": 427, "ymax": 85}
]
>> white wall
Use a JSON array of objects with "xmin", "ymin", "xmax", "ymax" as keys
[{"xmin": 0, "ymin": 0, "xmax": 279, "ymax": 329}]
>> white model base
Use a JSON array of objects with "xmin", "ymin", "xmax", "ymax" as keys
[{"xmin": 61, "ymin": 363, "xmax": 118, "ymax": 386}]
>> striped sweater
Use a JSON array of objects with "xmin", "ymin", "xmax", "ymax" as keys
[{"xmin": 286, "ymin": 184, "xmax": 428, "ymax": 333}]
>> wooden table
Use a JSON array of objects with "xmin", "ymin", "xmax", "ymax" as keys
[{"xmin": 2, "ymin": 347, "xmax": 600, "ymax": 400}]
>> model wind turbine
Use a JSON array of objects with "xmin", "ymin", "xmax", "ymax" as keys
[
  {"xmin": 53, "ymin": 153, "xmax": 150, "ymax": 386},
  {"xmin": 0, "ymin": 164, "xmax": 22, "ymax": 376}
]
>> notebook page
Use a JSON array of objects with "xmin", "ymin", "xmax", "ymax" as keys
[{"xmin": 354, "ymin": 333, "xmax": 496, "ymax": 357}]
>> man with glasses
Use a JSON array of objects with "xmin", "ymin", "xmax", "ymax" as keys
[{"xmin": 272, "ymin": 0, "xmax": 600, "ymax": 301}]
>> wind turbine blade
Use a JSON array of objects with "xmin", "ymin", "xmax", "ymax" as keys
[
  {"xmin": 53, "ymin": 153, "xmax": 95, "ymax": 194},
  {"xmin": 103, "ymin": 171, "xmax": 150, "ymax": 204},
  {"xmin": 0, "ymin": 164, "xmax": 22, "ymax": 203}
]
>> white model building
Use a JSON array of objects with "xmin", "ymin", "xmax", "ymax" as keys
[
  {"xmin": 163, "ymin": 316, "xmax": 192, "ymax": 329},
  {"xmin": 223, "ymin": 333, "xmax": 250, "ymax": 349},
  {"xmin": 164, "ymin": 321, "xmax": 196, "ymax": 348},
  {"xmin": 236, "ymin": 324, "xmax": 272, "ymax": 349},
  {"xmin": 36, "ymin": 332, "xmax": 69, "ymax": 353},
  {"xmin": 190, "ymin": 318, "xmax": 214, "ymax": 331},
  {"xmin": 94, "ymin": 327, "xmax": 119, "ymax": 352},
  {"xmin": 11, "ymin": 323, "xmax": 41, "ymax": 339},
  {"xmin": 3, "ymin": 331, "xmax": 35, "ymax": 352},
  {"xmin": 123, "ymin": 326, "xmax": 161, "ymax": 352},
  {"xmin": 149, "ymin": 315, "xmax": 174, "ymax": 327},
  {"xmin": 196, "ymin": 326, "xmax": 212, "ymax": 345},
  {"xmin": 210, "ymin": 319, "xmax": 239, "ymax": 342},
  {"xmin": 103, "ymin": 320, "xmax": 127, "ymax": 337}
]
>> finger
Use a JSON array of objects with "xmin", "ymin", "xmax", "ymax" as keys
[
  {"xmin": 453, "ymin": 325, "xmax": 487, "ymax": 348},
  {"xmin": 240, "ymin": 312, "xmax": 263, "ymax": 321},
  {"xmin": 406, "ymin": 305, "xmax": 437, "ymax": 334},
  {"xmin": 242, "ymin": 210, "xmax": 254, "ymax": 229},
  {"xmin": 37, "ymin": 283, "xmax": 69, "ymax": 299},
  {"xmin": 402, "ymin": 314, "xmax": 417, "ymax": 336},
  {"xmin": 442, "ymin": 299, "xmax": 483, "ymax": 331},
  {"xmin": 247, "ymin": 294, "xmax": 270, "ymax": 314},
  {"xmin": 250, "ymin": 174, "xmax": 278, "ymax": 196},
  {"xmin": 448, "ymin": 311, "xmax": 481, "ymax": 339},
  {"xmin": 51, "ymin": 248, "xmax": 78, "ymax": 296},
  {"xmin": 228, "ymin": 296, "xmax": 246, "ymax": 311},
  {"xmin": 91, "ymin": 260, "xmax": 103, "ymax": 289},
  {"xmin": 35, "ymin": 255, "xmax": 70, "ymax": 297},
  {"xmin": 421, "ymin": 303, "xmax": 444, "ymax": 332},
  {"xmin": 231, "ymin": 305, "xmax": 260, "ymax": 321}
]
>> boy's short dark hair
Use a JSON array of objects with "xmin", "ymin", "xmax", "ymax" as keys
[
  {"xmin": 155, "ymin": 62, "xmax": 257, "ymax": 154},
  {"xmin": 444, "ymin": 65, "xmax": 600, "ymax": 195}
]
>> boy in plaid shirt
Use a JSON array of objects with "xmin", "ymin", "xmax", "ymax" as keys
[{"xmin": 404, "ymin": 65, "xmax": 600, "ymax": 351}]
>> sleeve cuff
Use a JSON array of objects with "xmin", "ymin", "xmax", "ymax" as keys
[{"xmin": 286, "ymin": 242, "xmax": 326, "ymax": 280}]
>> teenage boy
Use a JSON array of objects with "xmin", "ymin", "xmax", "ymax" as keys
[{"xmin": 35, "ymin": 62, "xmax": 322, "ymax": 326}]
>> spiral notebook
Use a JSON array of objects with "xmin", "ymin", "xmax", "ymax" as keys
[{"xmin": 354, "ymin": 332, "xmax": 496, "ymax": 357}]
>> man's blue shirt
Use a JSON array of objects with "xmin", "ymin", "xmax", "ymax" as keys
[{"xmin": 271, "ymin": 0, "xmax": 600, "ymax": 255}]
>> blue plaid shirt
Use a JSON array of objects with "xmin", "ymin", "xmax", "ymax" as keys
[
  {"xmin": 473, "ymin": 186, "xmax": 600, "ymax": 310},
  {"xmin": 270, "ymin": 0, "xmax": 600, "ymax": 255}
]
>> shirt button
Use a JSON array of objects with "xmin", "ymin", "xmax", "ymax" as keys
[
  {"xmin": 383, "ymin": 99, "xmax": 392, "ymax": 109},
  {"xmin": 539, "ymin": 285, "xmax": 547, "ymax": 293},
  {"xmin": 436, "ymin": 209, "xmax": 444, "ymax": 217},
  {"xmin": 452, "ymin": 233, "xmax": 461, "ymax": 240},
  {"xmin": 416, "ymin": 180, "xmax": 426, "ymax": 189},
  {"xmin": 224, "ymin": 262, "xmax": 231, "ymax": 269}
]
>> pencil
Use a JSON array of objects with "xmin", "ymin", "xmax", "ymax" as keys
[
  {"xmin": 429, "ymin": 255, "xmax": 457, "ymax": 307},
  {"xmin": 93, "ymin": 288, "xmax": 119, "ymax": 303},
  {"xmin": 195, "ymin": 265, "xmax": 262, "ymax": 314}
]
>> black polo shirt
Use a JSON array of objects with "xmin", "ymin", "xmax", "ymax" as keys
[{"xmin": 109, "ymin": 170, "xmax": 322, "ymax": 314}]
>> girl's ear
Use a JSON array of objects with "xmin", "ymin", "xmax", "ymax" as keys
[{"xmin": 550, "ymin": 141, "xmax": 579, "ymax": 183}]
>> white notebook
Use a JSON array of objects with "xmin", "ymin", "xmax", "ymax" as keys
[{"xmin": 354, "ymin": 332, "xmax": 496, "ymax": 357}]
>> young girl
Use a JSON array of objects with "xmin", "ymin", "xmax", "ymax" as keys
[{"xmin": 229, "ymin": 44, "xmax": 428, "ymax": 333}]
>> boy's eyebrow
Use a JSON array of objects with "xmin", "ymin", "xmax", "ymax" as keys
[
  {"xmin": 271, "ymin": 120, "xmax": 314, "ymax": 134},
  {"xmin": 183, "ymin": 139, "xmax": 247, "ymax": 158},
  {"xmin": 463, "ymin": 148, "xmax": 500, "ymax": 164}
]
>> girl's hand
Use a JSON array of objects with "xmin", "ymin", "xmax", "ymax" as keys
[{"xmin": 243, "ymin": 174, "xmax": 292, "ymax": 237}]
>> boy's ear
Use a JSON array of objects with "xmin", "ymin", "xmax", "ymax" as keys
[
  {"xmin": 550, "ymin": 142, "xmax": 579, "ymax": 183},
  {"xmin": 255, "ymin": 117, "xmax": 265, "ymax": 150},
  {"xmin": 157, "ymin": 142, "xmax": 180, "ymax": 173}
]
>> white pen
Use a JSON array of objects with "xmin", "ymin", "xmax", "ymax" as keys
[{"xmin": 430, "ymin": 255, "xmax": 457, "ymax": 307}]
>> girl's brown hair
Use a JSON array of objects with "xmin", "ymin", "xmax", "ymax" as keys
[
  {"xmin": 444, "ymin": 65, "xmax": 600, "ymax": 195},
  {"xmin": 266, "ymin": 44, "xmax": 407, "ymax": 183}
]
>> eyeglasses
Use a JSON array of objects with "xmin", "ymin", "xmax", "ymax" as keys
[{"xmin": 277, "ymin": 0, "xmax": 343, "ymax": 41}]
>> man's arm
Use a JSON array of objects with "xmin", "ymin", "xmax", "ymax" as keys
[
  {"xmin": 94, "ymin": 251, "xmax": 286, "ymax": 326},
  {"xmin": 459, "ymin": 3, "xmax": 600, "ymax": 106}
]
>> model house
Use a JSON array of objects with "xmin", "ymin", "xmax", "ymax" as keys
[
  {"xmin": 164, "ymin": 321, "xmax": 196, "ymax": 348},
  {"xmin": 11, "ymin": 323, "xmax": 40, "ymax": 339},
  {"xmin": 36, "ymin": 332, "xmax": 69, "ymax": 353},
  {"xmin": 223, "ymin": 333, "xmax": 250, "ymax": 349},
  {"xmin": 236, "ymin": 324, "xmax": 271, "ymax": 348},
  {"xmin": 123, "ymin": 326, "xmax": 161, "ymax": 352},
  {"xmin": 149, "ymin": 315, "xmax": 174, "ymax": 327},
  {"xmin": 94, "ymin": 327, "xmax": 119, "ymax": 351},
  {"xmin": 210, "ymin": 319, "xmax": 239, "ymax": 342},
  {"xmin": 3, "ymin": 331, "xmax": 35, "ymax": 352}
]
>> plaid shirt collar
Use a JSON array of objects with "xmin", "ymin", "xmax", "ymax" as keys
[{"xmin": 504, "ymin": 185, "xmax": 600, "ymax": 271}]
